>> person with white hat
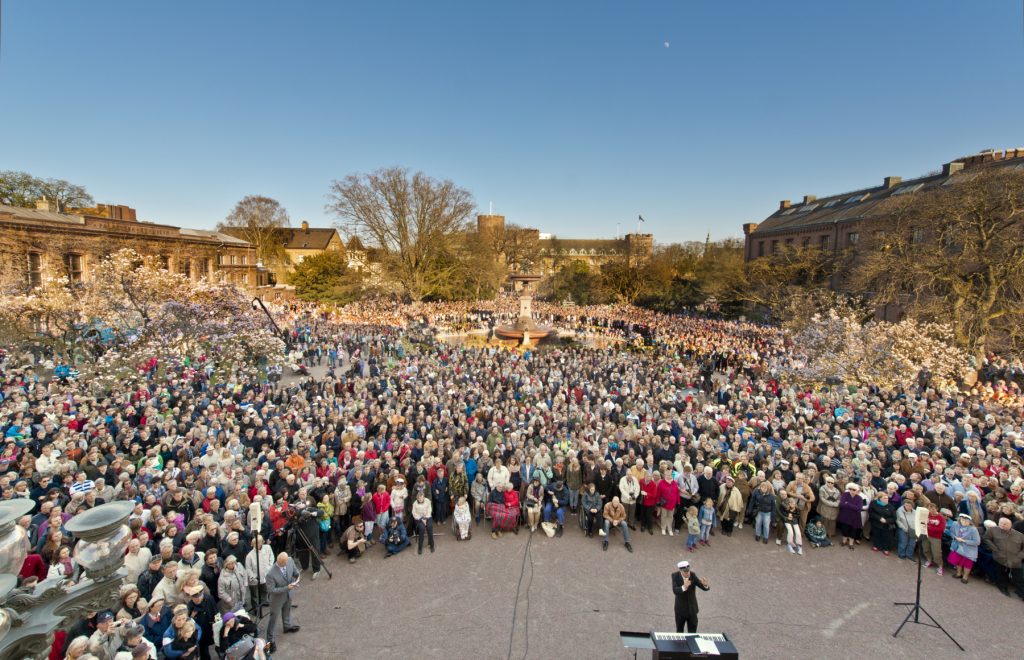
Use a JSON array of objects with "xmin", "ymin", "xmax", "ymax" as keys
[
  {"xmin": 948, "ymin": 512, "xmax": 982, "ymax": 584},
  {"xmin": 671, "ymin": 560, "xmax": 709, "ymax": 633}
]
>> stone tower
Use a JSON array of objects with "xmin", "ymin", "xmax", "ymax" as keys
[
  {"xmin": 477, "ymin": 214, "xmax": 505, "ymax": 239},
  {"xmin": 624, "ymin": 233, "xmax": 654, "ymax": 264}
]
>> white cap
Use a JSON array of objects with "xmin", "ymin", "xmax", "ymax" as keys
[{"xmin": 677, "ymin": 560, "xmax": 690, "ymax": 569}]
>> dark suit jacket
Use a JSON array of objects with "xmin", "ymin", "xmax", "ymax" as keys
[{"xmin": 671, "ymin": 571, "xmax": 709, "ymax": 615}]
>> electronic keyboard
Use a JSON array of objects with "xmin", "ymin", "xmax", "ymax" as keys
[{"xmin": 650, "ymin": 631, "xmax": 738, "ymax": 659}]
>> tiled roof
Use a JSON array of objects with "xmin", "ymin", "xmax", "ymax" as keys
[
  {"xmin": 539, "ymin": 238, "xmax": 626, "ymax": 250},
  {"xmin": 0, "ymin": 203, "xmax": 85, "ymax": 225},
  {"xmin": 1, "ymin": 204, "xmax": 253, "ymax": 246},
  {"xmin": 750, "ymin": 153, "xmax": 1024, "ymax": 237},
  {"xmin": 282, "ymin": 228, "xmax": 339, "ymax": 250},
  {"xmin": 179, "ymin": 228, "xmax": 250, "ymax": 245}
]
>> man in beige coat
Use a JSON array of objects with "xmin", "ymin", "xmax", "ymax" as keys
[{"xmin": 602, "ymin": 496, "xmax": 633, "ymax": 553}]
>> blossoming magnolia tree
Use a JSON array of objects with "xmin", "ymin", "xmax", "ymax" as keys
[
  {"xmin": 787, "ymin": 309, "xmax": 968, "ymax": 389},
  {"xmin": 0, "ymin": 249, "xmax": 284, "ymax": 386}
]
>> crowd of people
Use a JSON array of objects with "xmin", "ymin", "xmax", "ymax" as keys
[{"xmin": 3, "ymin": 297, "xmax": 1024, "ymax": 659}]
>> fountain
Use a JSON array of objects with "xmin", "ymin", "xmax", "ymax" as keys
[{"xmin": 494, "ymin": 273, "xmax": 555, "ymax": 346}]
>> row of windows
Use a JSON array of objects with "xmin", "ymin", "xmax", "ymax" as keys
[
  {"xmin": 755, "ymin": 228, "xmax": 928, "ymax": 257},
  {"xmin": 757, "ymin": 235, "xmax": 833, "ymax": 256},
  {"xmin": 217, "ymin": 254, "xmax": 248, "ymax": 265},
  {"xmin": 23, "ymin": 253, "xmax": 218, "ymax": 287}
]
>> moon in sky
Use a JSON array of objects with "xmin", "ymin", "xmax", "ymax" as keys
[{"xmin": 664, "ymin": 41, "xmax": 670, "ymax": 48}]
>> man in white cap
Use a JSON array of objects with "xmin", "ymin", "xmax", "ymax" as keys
[{"xmin": 671, "ymin": 560, "xmax": 709, "ymax": 633}]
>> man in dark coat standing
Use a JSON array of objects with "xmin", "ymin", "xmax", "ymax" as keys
[
  {"xmin": 671, "ymin": 560, "xmax": 709, "ymax": 633},
  {"xmin": 184, "ymin": 583, "xmax": 217, "ymax": 660}
]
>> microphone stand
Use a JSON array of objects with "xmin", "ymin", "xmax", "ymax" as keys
[
  {"xmin": 892, "ymin": 533, "xmax": 963, "ymax": 650},
  {"xmin": 250, "ymin": 504, "xmax": 265, "ymax": 622}
]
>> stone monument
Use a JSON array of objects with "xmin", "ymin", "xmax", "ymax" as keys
[{"xmin": 494, "ymin": 273, "xmax": 555, "ymax": 346}]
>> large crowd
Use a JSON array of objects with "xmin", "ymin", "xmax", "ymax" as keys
[{"xmin": 3, "ymin": 298, "xmax": 1024, "ymax": 660}]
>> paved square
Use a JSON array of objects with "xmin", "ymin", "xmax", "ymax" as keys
[{"xmin": 281, "ymin": 519, "xmax": 1019, "ymax": 659}]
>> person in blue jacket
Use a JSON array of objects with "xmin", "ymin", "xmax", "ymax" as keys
[
  {"xmin": 544, "ymin": 479, "xmax": 569, "ymax": 537},
  {"xmin": 948, "ymin": 512, "xmax": 982, "ymax": 585},
  {"xmin": 139, "ymin": 598, "xmax": 172, "ymax": 648},
  {"xmin": 383, "ymin": 516, "xmax": 411, "ymax": 557},
  {"xmin": 162, "ymin": 603, "xmax": 201, "ymax": 659}
]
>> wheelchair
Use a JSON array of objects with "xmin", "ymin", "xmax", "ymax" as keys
[{"xmin": 451, "ymin": 514, "xmax": 472, "ymax": 541}]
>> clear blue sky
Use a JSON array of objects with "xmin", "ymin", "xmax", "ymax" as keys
[{"xmin": 2, "ymin": 1, "xmax": 1021, "ymax": 243}]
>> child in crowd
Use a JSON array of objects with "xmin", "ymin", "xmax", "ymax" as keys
[
  {"xmin": 806, "ymin": 518, "xmax": 831, "ymax": 548},
  {"xmin": 171, "ymin": 619, "xmax": 200, "ymax": 660},
  {"xmin": 698, "ymin": 498, "xmax": 716, "ymax": 546},
  {"xmin": 360, "ymin": 494, "xmax": 376, "ymax": 546},
  {"xmin": 781, "ymin": 498, "xmax": 804, "ymax": 555},
  {"xmin": 686, "ymin": 506, "xmax": 700, "ymax": 552}
]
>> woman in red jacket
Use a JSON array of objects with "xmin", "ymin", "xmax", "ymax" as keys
[
  {"xmin": 657, "ymin": 471, "xmax": 681, "ymax": 536},
  {"xmin": 372, "ymin": 484, "xmax": 392, "ymax": 543},
  {"xmin": 640, "ymin": 473, "xmax": 659, "ymax": 535},
  {"xmin": 503, "ymin": 483, "xmax": 521, "ymax": 535}
]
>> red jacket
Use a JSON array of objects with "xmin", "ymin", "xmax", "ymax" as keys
[
  {"xmin": 372, "ymin": 491, "xmax": 391, "ymax": 515},
  {"xmin": 19, "ymin": 553, "xmax": 47, "ymax": 581},
  {"xmin": 641, "ymin": 479, "xmax": 659, "ymax": 507},
  {"xmin": 926, "ymin": 512, "xmax": 946, "ymax": 539},
  {"xmin": 269, "ymin": 505, "xmax": 289, "ymax": 533},
  {"xmin": 505, "ymin": 490, "xmax": 520, "ymax": 509},
  {"xmin": 657, "ymin": 479, "xmax": 680, "ymax": 510}
]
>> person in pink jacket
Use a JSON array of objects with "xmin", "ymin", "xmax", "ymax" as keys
[{"xmin": 657, "ymin": 471, "xmax": 681, "ymax": 536}]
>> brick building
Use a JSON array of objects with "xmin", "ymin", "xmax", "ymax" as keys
[
  {"xmin": 222, "ymin": 220, "xmax": 348, "ymax": 284},
  {"xmin": 474, "ymin": 214, "xmax": 654, "ymax": 274},
  {"xmin": 0, "ymin": 201, "xmax": 273, "ymax": 295},
  {"xmin": 743, "ymin": 148, "xmax": 1024, "ymax": 262}
]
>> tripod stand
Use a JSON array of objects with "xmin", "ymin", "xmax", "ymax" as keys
[
  {"xmin": 892, "ymin": 533, "xmax": 963, "ymax": 650},
  {"xmin": 288, "ymin": 520, "xmax": 333, "ymax": 580}
]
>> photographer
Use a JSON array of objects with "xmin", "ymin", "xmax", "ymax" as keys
[
  {"xmin": 383, "ymin": 515, "xmax": 411, "ymax": 557},
  {"xmin": 290, "ymin": 496, "xmax": 322, "ymax": 580},
  {"xmin": 89, "ymin": 611, "xmax": 126, "ymax": 659},
  {"xmin": 340, "ymin": 519, "xmax": 367, "ymax": 563}
]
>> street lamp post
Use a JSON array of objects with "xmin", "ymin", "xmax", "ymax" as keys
[{"xmin": 0, "ymin": 499, "xmax": 134, "ymax": 659}]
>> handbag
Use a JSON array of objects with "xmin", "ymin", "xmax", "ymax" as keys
[
  {"xmin": 224, "ymin": 635, "xmax": 257, "ymax": 660},
  {"xmin": 318, "ymin": 518, "xmax": 331, "ymax": 532}
]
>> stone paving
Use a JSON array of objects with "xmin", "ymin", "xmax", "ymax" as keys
[{"xmin": 272, "ymin": 516, "xmax": 1020, "ymax": 659}]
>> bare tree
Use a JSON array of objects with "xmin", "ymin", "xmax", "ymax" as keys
[
  {"xmin": 851, "ymin": 167, "xmax": 1024, "ymax": 357},
  {"xmin": 218, "ymin": 195, "xmax": 291, "ymax": 267},
  {"xmin": 455, "ymin": 230, "xmax": 508, "ymax": 300},
  {"xmin": 493, "ymin": 224, "xmax": 542, "ymax": 274},
  {"xmin": 36, "ymin": 178, "xmax": 94, "ymax": 211},
  {"xmin": 601, "ymin": 257, "xmax": 649, "ymax": 304},
  {"xmin": 326, "ymin": 167, "xmax": 475, "ymax": 301}
]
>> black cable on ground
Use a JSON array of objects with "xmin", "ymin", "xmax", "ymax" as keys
[
  {"xmin": 521, "ymin": 536, "xmax": 534, "ymax": 660},
  {"xmin": 506, "ymin": 532, "xmax": 533, "ymax": 660}
]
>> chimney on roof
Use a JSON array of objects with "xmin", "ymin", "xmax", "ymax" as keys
[
  {"xmin": 779, "ymin": 200, "xmax": 791, "ymax": 211},
  {"xmin": 883, "ymin": 176, "xmax": 902, "ymax": 189},
  {"xmin": 301, "ymin": 220, "xmax": 309, "ymax": 231},
  {"xmin": 35, "ymin": 198, "xmax": 58, "ymax": 212},
  {"xmin": 942, "ymin": 161, "xmax": 965, "ymax": 177},
  {"xmin": 742, "ymin": 223, "xmax": 759, "ymax": 235},
  {"xmin": 96, "ymin": 204, "xmax": 137, "ymax": 221},
  {"xmin": 803, "ymin": 195, "xmax": 817, "ymax": 204}
]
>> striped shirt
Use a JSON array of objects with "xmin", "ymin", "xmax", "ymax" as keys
[{"xmin": 69, "ymin": 480, "xmax": 95, "ymax": 495}]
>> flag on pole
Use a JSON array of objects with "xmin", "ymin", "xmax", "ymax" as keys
[{"xmin": 638, "ymin": 215, "xmax": 646, "ymax": 223}]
